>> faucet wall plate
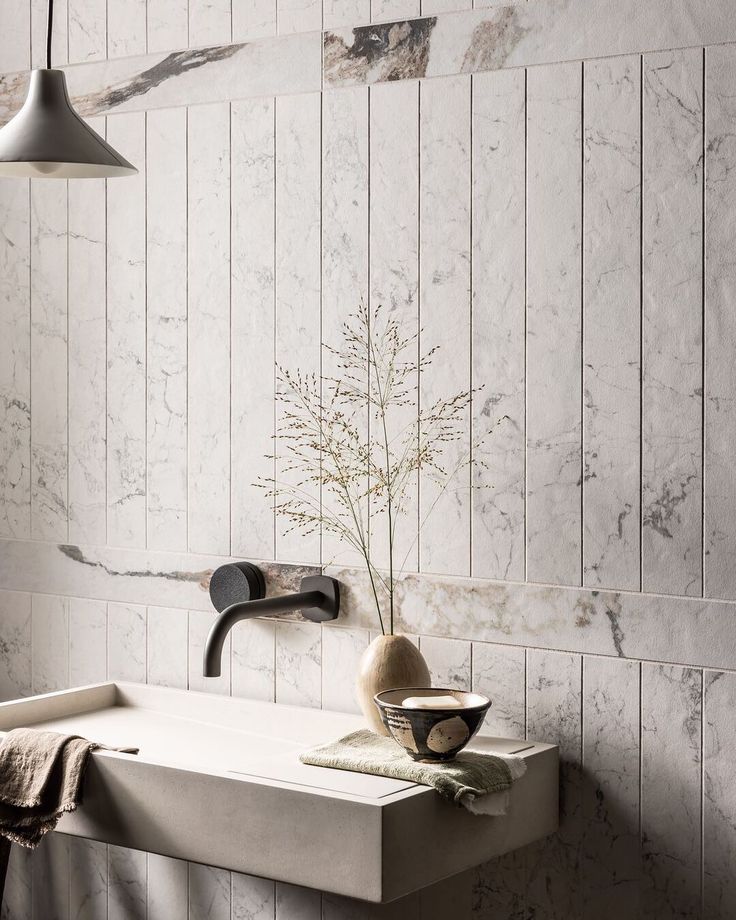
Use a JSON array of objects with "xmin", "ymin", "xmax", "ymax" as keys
[
  {"xmin": 299, "ymin": 575, "xmax": 340, "ymax": 622},
  {"xmin": 209, "ymin": 561, "xmax": 266, "ymax": 613}
]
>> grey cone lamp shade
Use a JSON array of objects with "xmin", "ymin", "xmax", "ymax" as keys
[
  {"xmin": 0, "ymin": 0, "xmax": 135, "ymax": 178},
  {"xmin": 0, "ymin": 69, "xmax": 137, "ymax": 178}
]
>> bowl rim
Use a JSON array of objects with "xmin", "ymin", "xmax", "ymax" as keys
[{"xmin": 373, "ymin": 686, "xmax": 491, "ymax": 714}]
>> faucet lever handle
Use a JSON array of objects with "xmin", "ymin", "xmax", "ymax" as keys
[{"xmin": 209, "ymin": 562, "xmax": 267, "ymax": 613}]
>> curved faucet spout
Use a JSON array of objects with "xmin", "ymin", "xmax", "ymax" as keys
[{"xmin": 203, "ymin": 575, "xmax": 340, "ymax": 677}]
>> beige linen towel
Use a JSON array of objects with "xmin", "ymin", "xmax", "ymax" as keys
[
  {"xmin": 0, "ymin": 728, "xmax": 138, "ymax": 904},
  {"xmin": 299, "ymin": 729, "xmax": 526, "ymax": 815}
]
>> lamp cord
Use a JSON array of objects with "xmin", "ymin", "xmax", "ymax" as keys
[{"xmin": 46, "ymin": 0, "xmax": 53, "ymax": 68}]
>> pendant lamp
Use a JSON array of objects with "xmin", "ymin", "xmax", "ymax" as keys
[{"xmin": 0, "ymin": 0, "xmax": 136, "ymax": 178}]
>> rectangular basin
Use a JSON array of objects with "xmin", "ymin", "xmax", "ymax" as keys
[{"xmin": 0, "ymin": 682, "xmax": 558, "ymax": 902}]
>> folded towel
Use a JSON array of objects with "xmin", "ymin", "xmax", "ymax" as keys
[{"xmin": 299, "ymin": 729, "xmax": 526, "ymax": 815}]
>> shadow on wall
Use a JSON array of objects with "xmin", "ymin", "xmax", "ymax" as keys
[{"xmin": 475, "ymin": 757, "xmax": 701, "ymax": 919}]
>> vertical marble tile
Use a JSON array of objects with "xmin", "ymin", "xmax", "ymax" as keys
[
  {"xmin": 274, "ymin": 92, "xmax": 322, "ymax": 564},
  {"xmin": 147, "ymin": 853, "xmax": 188, "ymax": 920},
  {"xmin": 189, "ymin": 863, "xmax": 231, "ymax": 920},
  {"xmin": 68, "ymin": 118, "xmax": 107, "ymax": 545},
  {"xmin": 583, "ymin": 56, "xmax": 641, "ymax": 591},
  {"xmin": 471, "ymin": 67, "xmax": 526, "ymax": 583},
  {"xmin": 231, "ymin": 97, "xmax": 276, "ymax": 561},
  {"xmin": 641, "ymin": 49, "xmax": 703, "ymax": 597},
  {"xmin": 232, "ymin": 873, "xmax": 275, "ymax": 920},
  {"xmin": 107, "ymin": 112, "xmax": 146, "ymax": 549},
  {"xmin": 275, "ymin": 621, "xmax": 321, "ymax": 708},
  {"xmin": 369, "ymin": 80, "xmax": 420, "ymax": 573},
  {"xmin": 32, "ymin": 833, "xmax": 69, "ymax": 920},
  {"xmin": 69, "ymin": 838, "xmax": 108, "ymax": 920},
  {"xmin": 1, "ymin": 844, "xmax": 32, "ymax": 920},
  {"xmin": 188, "ymin": 102, "xmax": 231, "ymax": 556},
  {"xmin": 321, "ymin": 85, "xmax": 369, "ymax": 568},
  {"xmin": 371, "ymin": 0, "xmax": 420, "ymax": 21},
  {"xmin": 0, "ymin": 592, "xmax": 31, "ymax": 702},
  {"xmin": 526, "ymin": 649, "xmax": 583, "ymax": 919},
  {"xmin": 30, "ymin": 179, "xmax": 68, "ymax": 542},
  {"xmin": 275, "ymin": 882, "xmax": 321, "ymax": 919},
  {"xmin": 68, "ymin": 0, "xmax": 106, "ymax": 63},
  {"xmin": 704, "ymin": 670, "xmax": 736, "ymax": 918},
  {"xmin": 108, "ymin": 602, "xmax": 147, "ymax": 683},
  {"xmin": 0, "ymin": 179, "xmax": 31, "ymax": 540},
  {"xmin": 526, "ymin": 62, "xmax": 583, "ymax": 587},
  {"xmin": 147, "ymin": 606, "xmax": 188, "ymax": 689},
  {"xmin": 641, "ymin": 663, "xmax": 702, "ymax": 919},
  {"xmin": 581, "ymin": 656, "xmax": 640, "ymax": 918},
  {"xmin": 419, "ymin": 75, "xmax": 471, "ymax": 576},
  {"xmin": 189, "ymin": 0, "xmax": 232, "ymax": 46},
  {"xmin": 146, "ymin": 106, "xmax": 188, "ymax": 552},
  {"xmin": 323, "ymin": 0, "xmax": 369, "ymax": 29},
  {"xmin": 471, "ymin": 642, "xmax": 525, "ymax": 739},
  {"xmin": 704, "ymin": 45, "xmax": 736, "ymax": 600},
  {"xmin": 420, "ymin": 636, "xmax": 471, "ymax": 690},
  {"xmin": 32, "ymin": 594, "xmax": 69, "ymax": 694},
  {"xmin": 421, "ymin": 0, "xmax": 465, "ymax": 13},
  {"xmin": 277, "ymin": 0, "xmax": 321, "ymax": 35},
  {"xmin": 321, "ymin": 626, "xmax": 369, "ymax": 713},
  {"xmin": 108, "ymin": 845, "xmax": 147, "ymax": 920},
  {"xmin": 107, "ymin": 0, "xmax": 146, "ymax": 57},
  {"xmin": 472, "ymin": 852, "xmax": 527, "ymax": 920},
  {"xmin": 32, "ymin": 0, "xmax": 67, "ymax": 68},
  {"xmin": 232, "ymin": 0, "xmax": 276, "ymax": 40},
  {"xmin": 189, "ymin": 608, "xmax": 230, "ymax": 694},
  {"xmin": 147, "ymin": 0, "xmax": 189, "ymax": 53},
  {"xmin": 0, "ymin": 0, "xmax": 29, "ymax": 71},
  {"xmin": 69, "ymin": 597, "xmax": 107, "ymax": 686},
  {"xmin": 232, "ymin": 619, "xmax": 275, "ymax": 702}
]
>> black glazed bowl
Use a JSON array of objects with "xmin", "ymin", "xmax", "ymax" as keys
[{"xmin": 374, "ymin": 687, "xmax": 491, "ymax": 762}]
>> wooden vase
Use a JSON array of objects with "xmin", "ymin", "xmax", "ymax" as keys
[{"xmin": 356, "ymin": 635, "xmax": 431, "ymax": 735}]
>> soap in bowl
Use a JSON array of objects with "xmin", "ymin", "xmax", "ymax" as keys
[{"xmin": 373, "ymin": 687, "xmax": 491, "ymax": 762}]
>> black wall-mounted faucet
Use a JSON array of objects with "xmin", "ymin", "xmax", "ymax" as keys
[{"xmin": 202, "ymin": 562, "xmax": 340, "ymax": 677}]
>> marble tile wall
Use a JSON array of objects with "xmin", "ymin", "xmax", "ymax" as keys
[{"xmin": 1, "ymin": 0, "xmax": 736, "ymax": 917}]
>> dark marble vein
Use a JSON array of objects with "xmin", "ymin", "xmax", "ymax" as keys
[
  {"xmin": 73, "ymin": 43, "xmax": 244, "ymax": 116},
  {"xmin": 59, "ymin": 544, "xmax": 213, "ymax": 590},
  {"xmin": 324, "ymin": 18, "xmax": 437, "ymax": 85}
]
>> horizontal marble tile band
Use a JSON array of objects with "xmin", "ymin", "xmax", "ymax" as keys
[
  {"xmin": 0, "ymin": 32, "xmax": 322, "ymax": 125},
  {"xmin": 324, "ymin": 0, "xmax": 736, "ymax": 87},
  {"xmin": 1, "ymin": 0, "xmax": 736, "ymax": 120},
  {"xmin": 0, "ymin": 539, "xmax": 316, "ymax": 612},
  {"xmin": 326, "ymin": 566, "xmax": 736, "ymax": 672}
]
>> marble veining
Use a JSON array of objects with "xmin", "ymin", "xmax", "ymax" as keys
[{"xmin": 323, "ymin": 18, "xmax": 437, "ymax": 86}]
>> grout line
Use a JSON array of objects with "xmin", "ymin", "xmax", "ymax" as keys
[
  {"xmin": 185, "ymin": 106, "xmax": 190, "ymax": 554},
  {"xmin": 273, "ymin": 96, "xmax": 277, "ymax": 560},
  {"xmin": 469, "ymin": 73, "xmax": 474, "ymax": 579},
  {"xmin": 639, "ymin": 53, "xmax": 644, "ymax": 595},
  {"xmin": 701, "ymin": 46, "xmax": 707, "ymax": 600},
  {"xmin": 416, "ymin": 79, "xmax": 422, "ymax": 575},
  {"xmin": 580, "ymin": 60, "xmax": 585, "ymax": 590},
  {"xmin": 66, "ymin": 177, "xmax": 70, "ymax": 544},
  {"xmin": 523, "ymin": 67, "xmax": 528, "ymax": 584},
  {"xmin": 144, "ymin": 112, "xmax": 149, "ymax": 552},
  {"xmin": 228, "ymin": 101, "xmax": 233, "ymax": 559}
]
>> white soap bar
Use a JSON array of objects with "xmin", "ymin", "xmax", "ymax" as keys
[{"xmin": 402, "ymin": 695, "xmax": 463, "ymax": 710}]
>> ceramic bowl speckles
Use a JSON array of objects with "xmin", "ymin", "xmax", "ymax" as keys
[{"xmin": 373, "ymin": 688, "xmax": 491, "ymax": 762}]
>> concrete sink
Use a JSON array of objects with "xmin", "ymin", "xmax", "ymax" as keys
[{"xmin": 0, "ymin": 682, "xmax": 558, "ymax": 902}]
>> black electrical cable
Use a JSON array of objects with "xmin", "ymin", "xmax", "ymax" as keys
[{"xmin": 46, "ymin": 0, "xmax": 53, "ymax": 69}]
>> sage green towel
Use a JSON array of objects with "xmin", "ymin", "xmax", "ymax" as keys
[{"xmin": 299, "ymin": 729, "xmax": 526, "ymax": 812}]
